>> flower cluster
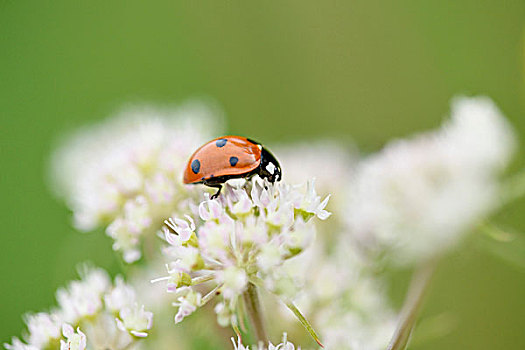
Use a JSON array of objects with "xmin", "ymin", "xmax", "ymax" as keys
[
  {"xmin": 232, "ymin": 333, "xmax": 299, "ymax": 350},
  {"xmin": 310, "ymin": 253, "xmax": 396, "ymax": 349},
  {"xmin": 8, "ymin": 95, "xmax": 520, "ymax": 350},
  {"xmin": 272, "ymin": 142, "xmax": 396, "ymax": 349},
  {"xmin": 4, "ymin": 267, "xmax": 153, "ymax": 350},
  {"xmin": 51, "ymin": 101, "xmax": 222, "ymax": 262},
  {"xmin": 272, "ymin": 234, "xmax": 395, "ymax": 350},
  {"xmin": 153, "ymin": 177, "xmax": 330, "ymax": 328},
  {"xmin": 345, "ymin": 96, "xmax": 517, "ymax": 265}
]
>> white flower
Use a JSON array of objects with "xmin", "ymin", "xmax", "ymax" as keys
[
  {"xmin": 3, "ymin": 338, "xmax": 38, "ymax": 350},
  {"xmin": 345, "ymin": 96, "xmax": 516, "ymax": 265},
  {"xmin": 274, "ymin": 231, "xmax": 396, "ymax": 350},
  {"xmin": 267, "ymin": 333, "xmax": 298, "ymax": 350},
  {"xmin": 81, "ymin": 313, "xmax": 133, "ymax": 350},
  {"xmin": 444, "ymin": 96, "xmax": 516, "ymax": 172},
  {"xmin": 293, "ymin": 179, "xmax": 331, "ymax": 220},
  {"xmin": 104, "ymin": 276, "xmax": 137, "ymax": 313},
  {"xmin": 156, "ymin": 177, "xmax": 330, "ymax": 327},
  {"xmin": 256, "ymin": 244, "xmax": 283, "ymax": 273},
  {"xmin": 121, "ymin": 196, "xmax": 152, "ymax": 235},
  {"xmin": 56, "ymin": 267, "xmax": 110, "ymax": 323},
  {"xmin": 106, "ymin": 218, "xmax": 141, "ymax": 263},
  {"xmin": 116, "ymin": 304, "xmax": 154, "ymax": 337},
  {"xmin": 51, "ymin": 101, "xmax": 222, "ymax": 262},
  {"xmin": 283, "ymin": 217, "xmax": 316, "ymax": 253},
  {"xmin": 230, "ymin": 189, "xmax": 253, "ymax": 216},
  {"xmin": 319, "ymin": 311, "xmax": 395, "ymax": 350},
  {"xmin": 173, "ymin": 288, "xmax": 202, "ymax": 324},
  {"xmin": 214, "ymin": 302, "xmax": 234, "ymax": 327},
  {"xmin": 7, "ymin": 265, "xmax": 153, "ymax": 350},
  {"xmin": 164, "ymin": 215, "xmax": 196, "ymax": 243},
  {"xmin": 164, "ymin": 246, "xmax": 202, "ymax": 273},
  {"xmin": 198, "ymin": 194, "xmax": 225, "ymax": 221},
  {"xmin": 23, "ymin": 312, "xmax": 62, "ymax": 347},
  {"xmin": 232, "ymin": 333, "xmax": 300, "ymax": 350},
  {"xmin": 60, "ymin": 324, "xmax": 86, "ymax": 350},
  {"xmin": 216, "ymin": 266, "xmax": 248, "ymax": 300},
  {"xmin": 150, "ymin": 262, "xmax": 191, "ymax": 293},
  {"xmin": 231, "ymin": 336, "xmax": 249, "ymax": 350},
  {"xmin": 313, "ymin": 261, "xmax": 396, "ymax": 350}
]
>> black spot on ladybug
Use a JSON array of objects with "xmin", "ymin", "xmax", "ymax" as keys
[
  {"xmin": 216, "ymin": 139, "xmax": 227, "ymax": 148},
  {"xmin": 191, "ymin": 159, "xmax": 201, "ymax": 174},
  {"xmin": 201, "ymin": 176, "xmax": 205, "ymax": 180},
  {"xmin": 229, "ymin": 156, "xmax": 239, "ymax": 166}
]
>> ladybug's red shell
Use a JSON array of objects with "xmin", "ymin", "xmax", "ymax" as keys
[{"xmin": 183, "ymin": 136, "xmax": 262, "ymax": 184}]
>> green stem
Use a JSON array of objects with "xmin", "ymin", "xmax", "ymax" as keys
[
  {"xmin": 285, "ymin": 301, "xmax": 324, "ymax": 348},
  {"xmin": 242, "ymin": 282, "xmax": 268, "ymax": 343},
  {"xmin": 387, "ymin": 261, "xmax": 436, "ymax": 350}
]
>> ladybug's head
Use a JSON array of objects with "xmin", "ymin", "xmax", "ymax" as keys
[{"xmin": 259, "ymin": 147, "xmax": 282, "ymax": 183}]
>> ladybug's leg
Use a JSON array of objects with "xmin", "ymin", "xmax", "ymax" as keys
[{"xmin": 208, "ymin": 184, "xmax": 223, "ymax": 200}]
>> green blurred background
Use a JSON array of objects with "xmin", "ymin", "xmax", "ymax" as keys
[{"xmin": 1, "ymin": 1, "xmax": 525, "ymax": 348}]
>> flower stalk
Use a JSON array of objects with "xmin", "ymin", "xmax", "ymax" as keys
[
  {"xmin": 242, "ymin": 282, "xmax": 268, "ymax": 343},
  {"xmin": 387, "ymin": 261, "xmax": 436, "ymax": 350},
  {"xmin": 285, "ymin": 301, "xmax": 324, "ymax": 348}
]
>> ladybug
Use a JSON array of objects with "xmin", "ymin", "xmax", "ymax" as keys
[{"xmin": 183, "ymin": 136, "xmax": 282, "ymax": 199}]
